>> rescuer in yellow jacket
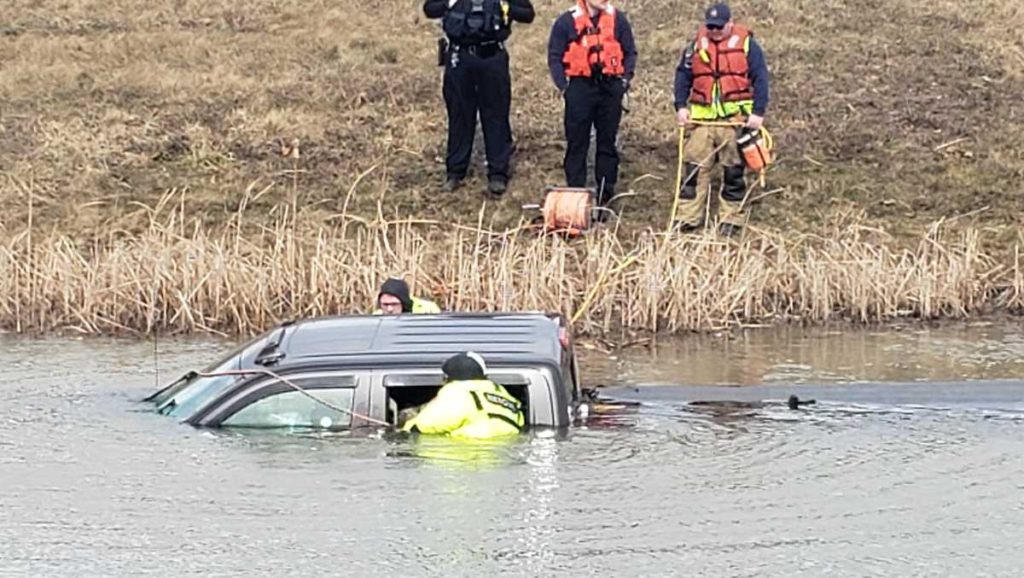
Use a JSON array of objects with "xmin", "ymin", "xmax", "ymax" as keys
[
  {"xmin": 373, "ymin": 277, "xmax": 442, "ymax": 315},
  {"xmin": 403, "ymin": 352, "xmax": 525, "ymax": 439}
]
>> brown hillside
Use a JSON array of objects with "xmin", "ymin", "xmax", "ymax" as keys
[{"xmin": 1, "ymin": 0, "xmax": 1022, "ymax": 242}]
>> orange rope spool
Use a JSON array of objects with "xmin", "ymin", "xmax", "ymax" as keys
[{"xmin": 542, "ymin": 187, "xmax": 593, "ymax": 236}]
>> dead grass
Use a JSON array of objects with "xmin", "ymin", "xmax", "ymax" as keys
[
  {"xmin": 1, "ymin": 0, "xmax": 1022, "ymax": 335},
  {"xmin": 0, "ymin": 195, "xmax": 1020, "ymax": 336},
  {"xmin": 0, "ymin": 0, "xmax": 1022, "ymax": 245}
]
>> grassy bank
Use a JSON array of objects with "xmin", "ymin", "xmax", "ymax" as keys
[
  {"xmin": 1, "ymin": 0, "xmax": 1023, "ymax": 243},
  {"xmin": 1, "ymin": 202, "xmax": 1021, "ymax": 336},
  {"xmin": 1, "ymin": 0, "xmax": 1023, "ymax": 337}
]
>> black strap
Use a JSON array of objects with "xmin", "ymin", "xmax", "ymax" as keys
[
  {"xmin": 469, "ymin": 391, "xmax": 484, "ymax": 411},
  {"xmin": 487, "ymin": 412, "xmax": 522, "ymax": 431},
  {"xmin": 483, "ymin": 391, "xmax": 520, "ymax": 413}
]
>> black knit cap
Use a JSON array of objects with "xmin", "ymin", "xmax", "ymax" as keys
[
  {"xmin": 378, "ymin": 278, "xmax": 413, "ymax": 312},
  {"xmin": 442, "ymin": 352, "xmax": 487, "ymax": 381}
]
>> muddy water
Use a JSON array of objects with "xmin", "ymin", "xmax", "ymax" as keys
[
  {"xmin": 2, "ymin": 321, "xmax": 1023, "ymax": 577},
  {"xmin": 581, "ymin": 320, "xmax": 1024, "ymax": 386}
]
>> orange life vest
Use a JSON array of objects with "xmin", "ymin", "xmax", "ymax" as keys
[
  {"xmin": 688, "ymin": 24, "xmax": 753, "ymax": 105},
  {"xmin": 562, "ymin": 2, "xmax": 626, "ymax": 78}
]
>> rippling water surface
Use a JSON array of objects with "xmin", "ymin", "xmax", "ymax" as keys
[{"xmin": 2, "ymin": 321, "xmax": 1022, "ymax": 576}]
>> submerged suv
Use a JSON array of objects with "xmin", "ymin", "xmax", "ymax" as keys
[{"xmin": 147, "ymin": 313, "xmax": 581, "ymax": 431}]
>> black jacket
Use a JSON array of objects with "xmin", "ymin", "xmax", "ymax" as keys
[{"xmin": 424, "ymin": 0, "xmax": 535, "ymax": 43}]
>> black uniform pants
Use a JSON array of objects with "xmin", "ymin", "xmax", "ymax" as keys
[
  {"xmin": 563, "ymin": 76, "xmax": 625, "ymax": 204},
  {"xmin": 443, "ymin": 46, "xmax": 512, "ymax": 181}
]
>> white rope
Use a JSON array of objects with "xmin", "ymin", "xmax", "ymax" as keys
[{"xmin": 197, "ymin": 369, "xmax": 391, "ymax": 427}]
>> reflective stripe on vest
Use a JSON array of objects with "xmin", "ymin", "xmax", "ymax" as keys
[
  {"xmin": 402, "ymin": 379, "xmax": 523, "ymax": 439},
  {"xmin": 690, "ymin": 98, "xmax": 754, "ymax": 121},
  {"xmin": 562, "ymin": 1, "xmax": 626, "ymax": 78},
  {"xmin": 468, "ymin": 384, "xmax": 523, "ymax": 432},
  {"xmin": 688, "ymin": 25, "xmax": 754, "ymax": 119}
]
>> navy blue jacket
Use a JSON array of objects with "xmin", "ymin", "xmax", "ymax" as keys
[
  {"xmin": 673, "ymin": 34, "xmax": 769, "ymax": 115},
  {"xmin": 547, "ymin": 7, "xmax": 637, "ymax": 91}
]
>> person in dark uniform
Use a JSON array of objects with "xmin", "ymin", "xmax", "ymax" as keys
[
  {"xmin": 547, "ymin": 0, "xmax": 637, "ymax": 211},
  {"xmin": 424, "ymin": 0, "xmax": 535, "ymax": 196}
]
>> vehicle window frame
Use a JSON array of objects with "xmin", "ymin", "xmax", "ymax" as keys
[
  {"xmin": 569, "ymin": 350, "xmax": 581, "ymax": 399},
  {"xmin": 192, "ymin": 371, "xmax": 363, "ymax": 427},
  {"xmin": 382, "ymin": 372, "xmax": 532, "ymax": 387},
  {"xmin": 374, "ymin": 366, "xmax": 556, "ymax": 427}
]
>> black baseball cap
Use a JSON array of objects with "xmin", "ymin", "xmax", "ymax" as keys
[{"xmin": 442, "ymin": 352, "xmax": 488, "ymax": 381}]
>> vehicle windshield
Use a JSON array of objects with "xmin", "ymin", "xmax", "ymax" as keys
[
  {"xmin": 147, "ymin": 372, "xmax": 195, "ymax": 407},
  {"xmin": 158, "ymin": 372, "xmax": 241, "ymax": 418},
  {"xmin": 151, "ymin": 330, "xmax": 275, "ymax": 416}
]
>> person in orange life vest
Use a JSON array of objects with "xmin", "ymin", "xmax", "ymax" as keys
[
  {"xmin": 547, "ymin": 0, "xmax": 637, "ymax": 213},
  {"xmin": 673, "ymin": 3, "xmax": 770, "ymax": 236}
]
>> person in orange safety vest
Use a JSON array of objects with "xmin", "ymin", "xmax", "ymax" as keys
[
  {"xmin": 547, "ymin": 0, "xmax": 637, "ymax": 216},
  {"xmin": 673, "ymin": 3, "xmax": 771, "ymax": 237}
]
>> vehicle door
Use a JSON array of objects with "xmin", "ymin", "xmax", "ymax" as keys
[{"xmin": 188, "ymin": 370, "xmax": 371, "ymax": 429}]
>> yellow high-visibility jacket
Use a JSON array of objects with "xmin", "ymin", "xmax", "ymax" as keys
[
  {"xmin": 403, "ymin": 379, "xmax": 525, "ymax": 439},
  {"xmin": 373, "ymin": 297, "xmax": 441, "ymax": 315}
]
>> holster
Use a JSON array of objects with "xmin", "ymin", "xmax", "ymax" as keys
[{"xmin": 437, "ymin": 38, "xmax": 448, "ymax": 67}]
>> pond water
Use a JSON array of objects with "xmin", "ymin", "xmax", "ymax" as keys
[{"xmin": 2, "ymin": 321, "xmax": 1022, "ymax": 576}]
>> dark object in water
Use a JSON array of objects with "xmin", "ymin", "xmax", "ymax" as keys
[
  {"xmin": 788, "ymin": 394, "xmax": 817, "ymax": 410},
  {"xmin": 686, "ymin": 395, "xmax": 817, "ymax": 412},
  {"xmin": 581, "ymin": 386, "xmax": 642, "ymax": 407},
  {"xmin": 689, "ymin": 400, "xmax": 764, "ymax": 409}
]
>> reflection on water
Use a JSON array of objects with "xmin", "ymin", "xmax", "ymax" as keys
[
  {"xmin": 1, "ymin": 321, "xmax": 1023, "ymax": 576},
  {"xmin": 581, "ymin": 320, "xmax": 1024, "ymax": 386}
]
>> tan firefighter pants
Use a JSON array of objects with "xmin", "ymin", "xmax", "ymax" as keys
[{"xmin": 675, "ymin": 122, "xmax": 749, "ymax": 229}]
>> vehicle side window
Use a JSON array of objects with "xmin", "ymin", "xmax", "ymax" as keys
[{"xmin": 222, "ymin": 388, "xmax": 355, "ymax": 429}]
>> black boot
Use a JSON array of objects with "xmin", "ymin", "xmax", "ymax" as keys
[
  {"xmin": 719, "ymin": 222, "xmax": 742, "ymax": 237},
  {"xmin": 487, "ymin": 176, "xmax": 507, "ymax": 196},
  {"xmin": 443, "ymin": 177, "xmax": 463, "ymax": 192},
  {"xmin": 673, "ymin": 221, "xmax": 702, "ymax": 234}
]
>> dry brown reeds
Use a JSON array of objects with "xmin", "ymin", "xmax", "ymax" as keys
[{"xmin": 0, "ymin": 199, "xmax": 1020, "ymax": 337}]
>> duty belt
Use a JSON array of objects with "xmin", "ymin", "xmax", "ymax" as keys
[{"xmin": 450, "ymin": 41, "xmax": 505, "ymax": 58}]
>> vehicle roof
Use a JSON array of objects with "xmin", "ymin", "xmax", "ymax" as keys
[{"xmin": 255, "ymin": 312, "xmax": 567, "ymax": 370}]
